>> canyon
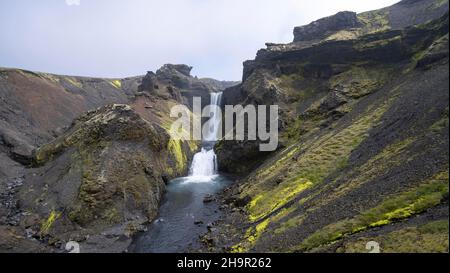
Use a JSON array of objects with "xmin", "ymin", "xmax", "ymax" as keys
[{"xmin": 0, "ymin": 0, "xmax": 449, "ymax": 253}]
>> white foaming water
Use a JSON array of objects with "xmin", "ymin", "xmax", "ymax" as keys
[
  {"xmin": 189, "ymin": 148, "xmax": 218, "ymax": 177},
  {"xmin": 203, "ymin": 92, "xmax": 223, "ymax": 142},
  {"xmin": 187, "ymin": 92, "xmax": 222, "ymax": 182}
]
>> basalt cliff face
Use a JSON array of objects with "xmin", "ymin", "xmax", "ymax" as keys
[
  {"xmin": 0, "ymin": 65, "xmax": 235, "ymax": 252},
  {"xmin": 211, "ymin": 0, "xmax": 449, "ymax": 253}
]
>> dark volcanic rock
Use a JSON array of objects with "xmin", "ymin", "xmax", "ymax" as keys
[
  {"xmin": 138, "ymin": 71, "xmax": 158, "ymax": 92},
  {"xmin": 156, "ymin": 64, "xmax": 194, "ymax": 89},
  {"xmin": 293, "ymin": 11, "xmax": 362, "ymax": 42},
  {"xmin": 158, "ymin": 64, "xmax": 193, "ymax": 77},
  {"xmin": 138, "ymin": 64, "xmax": 237, "ymax": 110},
  {"xmin": 17, "ymin": 104, "xmax": 171, "ymax": 252}
]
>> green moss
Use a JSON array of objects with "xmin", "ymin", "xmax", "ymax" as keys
[
  {"xmin": 231, "ymin": 208, "xmax": 294, "ymax": 253},
  {"xmin": 247, "ymin": 179, "xmax": 313, "ymax": 222},
  {"xmin": 168, "ymin": 139, "xmax": 187, "ymax": 173},
  {"xmin": 312, "ymin": 137, "xmax": 417, "ymax": 209},
  {"xmin": 358, "ymin": 9, "xmax": 391, "ymax": 34},
  {"xmin": 429, "ymin": 116, "xmax": 449, "ymax": 132},
  {"xmin": 325, "ymin": 30, "xmax": 360, "ymax": 41},
  {"xmin": 329, "ymin": 65, "xmax": 392, "ymax": 98},
  {"xmin": 40, "ymin": 73, "xmax": 61, "ymax": 83},
  {"xmin": 243, "ymin": 96, "xmax": 394, "ymax": 223},
  {"xmin": 66, "ymin": 77, "xmax": 83, "ymax": 89},
  {"xmin": 187, "ymin": 139, "xmax": 199, "ymax": 154},
  {"xmin": 282, "ymin": 118, "xmax": 303, "ymax": 141},
  {"xmin": 296, "ymin": 171, "xmax": 449, "ymax": 251},
  {"xmin": 354, "ymin": 35, "xmax": 402, "ymax": 51},
  {"xmin": 419, "ymin": 219, "xmax": 449, "ymax": 234},
  {"xmin": 254, "ymin": 145, "xmax": 300, "ymax": 179},
  {"xmin": 103, "ymin": 207, "xmax": 121, "ymax": 224},
  {"xmin": 429, "ymin": 0, "xmax": 448, "ymax": 10},
  {"xmin": 231, "ymin": 219, "xmax": 270, "ymax": 253},
  {"xmin": 338, "ymin": 220, "xmax": 449, "ymax": 253},
  {"xmin": 40, "ymin": 210, "xmax": 61, "ymax": 235},
  {"xmin": 124, "ymin": 174, "xmax": 150, "ymax": 206},
  {"xmin": 274, "ymin": 214, "xmax": 305, "ymax": 235},
  {"xmin": 110, "ymin": 80, "xmax": 122, "ymax": 89}
]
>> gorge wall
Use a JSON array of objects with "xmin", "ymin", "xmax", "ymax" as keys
[{"xmin": 0, "ymin": 0, "xmax": 448, "ymax": 254}]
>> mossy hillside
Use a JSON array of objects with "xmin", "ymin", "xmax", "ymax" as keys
[
  {"xmin": 212, "ymin": 4, "xmax": 449, "ymax": 255},
  {"xmin": 231, "ymin": 207, "xmax": 295, "ymax": 253},
  {"xmin": 297, "ymin": 136, "xmax": 419, "ymax": 214},
  {"xmin": 329, "ymin": 65, "xmax": 393, "ymax": 98},
  {"xmin": 274, "ymin": 63, "xmax": 394, "ymax": 145},
  {"xmin": 131, "ymin": 95, "xmax": 200, "ymax": 178},
  {"xmin": 324, "ymin": 30, "xmax": 361, "ymax": 42},
  {"xmin": 337, "ymin": 220, "xmax": 449, "ymax": 253},
  {"xmin": 357, "ymin": 9, "xmax": 391, "ymax": 34},
  {"xmin": 158, "ymin": 100, "xmax": 200, "ymax": 177},
  {"xmin": 65, "ymin": 77, "xmax": 83, "ymax": 89},
  {"xmin": 429, "ymin": 0, "xmax": 449, "ymax": 10},
  {"xmin": 35, "ymin": 104, "xmax": 171, "ymax": 164},
  {"xmin": 168, "ymin": 139, "xmax": 188, "ymax": 174},
  {"xmin": 430, "ymin": 115, "xmax": 449, "ymax": 132},
  {"xmin": 29, "ymin": 105, "xmax": 169, "ymax": 234},
  {"xmin": 242, "ymin": 95, "xmax": 395, "ymax": 223},
  {"xmin": 228, "ymin": 68, "xmax": 446, "ymax": 250},
  {"xmin": 295, "ymin": 171, "xmax": 449, "ymax": 251},
  {"xmin": 38, "ymin": 72, "xmax": 62, "ymax": 84},
  {"xmin": 353, "ymin": 33, "xmax": 402, "ymax": 51},
  {"xmin": 25, "ymin": 96, "xmax": 204, "ymax": 244},
  {"xmin": 67, "ymin": 139, "xmax": 165, "ymax": 227}
]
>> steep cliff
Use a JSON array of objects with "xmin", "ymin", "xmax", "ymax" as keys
[{"xmin": 211, "ymin": 0, "xmax": 449, "ymax": 253}]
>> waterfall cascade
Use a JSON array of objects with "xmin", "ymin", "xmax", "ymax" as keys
[{"xmin": 188, "ymin": 92, "xmax": 222, "ymax": 178}]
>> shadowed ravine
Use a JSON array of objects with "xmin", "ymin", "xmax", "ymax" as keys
[{"xmin": 130, "ymin": 93, "xmax": 231, "ymax": 253}]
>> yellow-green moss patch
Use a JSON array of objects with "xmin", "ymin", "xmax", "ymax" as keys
[
  {"xmin": 338, "ymin": 220, "xmax": 449, "ymax": 253},
  {"xmin": 247, "ymin": 179, "xmax": 313, "ymax": 222},
  {"xmin": 231, "ymin": 207, "xmax": 294, "ymax": 252},
  {"xmin": 358, "ymin": 9, "xmax": 391, "ymax": 34},
  {"xmin": 66, "ymin": 77, "xmax": 83, "ymax": 89},
  {"xmin": 168, "ymin": 139, "xmax": 187, "ymax": 173},
  {"xmin": 296, "ymin": 171, "xmax": 449, "ymax": 251},
  {"xmin": 40, "ymin": 210, "xmax": 61, "ymax": 235},
  {"xmin": 110, "ymin": 80, "xmax": 122, "ymax": 89},
  {"xmin": 243, "ymin": 95, "xmax": 394, "ymax": 223}
]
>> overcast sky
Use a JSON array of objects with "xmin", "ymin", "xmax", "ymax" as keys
[{"xmin": 0, "ymin": 0, "xmax": 400, "ymax": 80}]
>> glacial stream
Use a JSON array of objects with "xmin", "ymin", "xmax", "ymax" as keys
[{"xmin": 131, "ymin": 92, "xmax": 231, "ymax": 253}]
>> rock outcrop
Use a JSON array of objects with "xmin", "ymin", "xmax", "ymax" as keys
[
  {"xmin": 293, "ymin": 11, "xmax": 362, "ymax": 42},
  {"xmin": 138, "ymin": 64, "xmax": 238, "ymax": 110},
  {"xmin": 292, "ymin": 0, "xmax": 449, "ymax": 44},
  {"xmin": 19, "ymin": 104, "xmax": 168, "ymax": 251}
]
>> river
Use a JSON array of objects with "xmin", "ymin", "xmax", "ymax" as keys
[{"xmin": 131, "ymin": 92, "xmax": 230, "ymax": 253}]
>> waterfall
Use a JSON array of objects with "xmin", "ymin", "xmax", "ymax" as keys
[
  {"xmin": 203, "ymin": 92, "xmax": 223, "ymax": 142},
  {"xmin": 189, "ymin": 92, "xmax": 222, "ymax": 178},
  {"xmin": 189, "ymin": 148, "xmax": 218, "ymax": 177}
]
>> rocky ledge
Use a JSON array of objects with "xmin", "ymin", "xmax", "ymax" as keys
[{"xmin": 3, "ymin": 104, "xmax": 173, "ymax": 252}]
